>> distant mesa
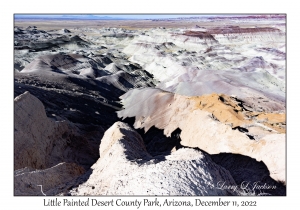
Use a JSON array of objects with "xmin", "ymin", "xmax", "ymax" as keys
[
  {"xmin": 208, "ymin": 26, "xmax": 281, "ymax": 34},
  {"xmin": 183, "ymin": 31, "xmax": 216, "ymax": 41}
]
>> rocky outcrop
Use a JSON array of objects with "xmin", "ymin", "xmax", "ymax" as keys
[
  {"xmin": 14, "ymin": 91, "xmax": 106, "ymax": 196},
  {"xmin": 14, "ymin": 91, "xmax": 70, "ymax": 170},
  {"xmin": 14, "ymin": 91, "xmax": 103, "ymax": 171},
  {"xmin": 117, "ymin": 88, "xmax": 286, "ymax": 182},
  {"xmin": 72, "ymin": 122, "xmax": 238, "ymax": 196}
]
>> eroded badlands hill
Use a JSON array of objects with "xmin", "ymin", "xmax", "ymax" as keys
[{"xmin": 14, "ymin": 15, "xmax": 286, "ymax": 196}]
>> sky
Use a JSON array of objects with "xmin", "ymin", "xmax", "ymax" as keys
[{"xmin": 14, "ymin": 14, "xmax": 217, "ymax": 20}]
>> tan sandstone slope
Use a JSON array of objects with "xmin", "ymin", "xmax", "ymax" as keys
[{"xmin": 117, "ymin": 88, "xmax": 285, "ymax": 182}]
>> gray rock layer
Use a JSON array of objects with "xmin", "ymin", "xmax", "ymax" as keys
[
  {"xmin": 72, "ymin": 122, "xmax": 238, "ymax": 196},
  {"xmin": 14, "ymin": 162, "xmax": 85, "ymax": 196},
  {"xmin": 14, "ymin": 91, "xmax": 70, "ymax": 170}
]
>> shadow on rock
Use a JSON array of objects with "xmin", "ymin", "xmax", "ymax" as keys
[
  {"xmin": 122, "ymin": 117, "xmax": 183, "ymax": 157},
  {"xmin": 211, "ymin": 153, "xmax": 286, "ymax": 196}
]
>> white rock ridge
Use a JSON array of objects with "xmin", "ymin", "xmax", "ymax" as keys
[{"xmin": 73, "ymin": 122, "xmax": 238, "ymax": 196}]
